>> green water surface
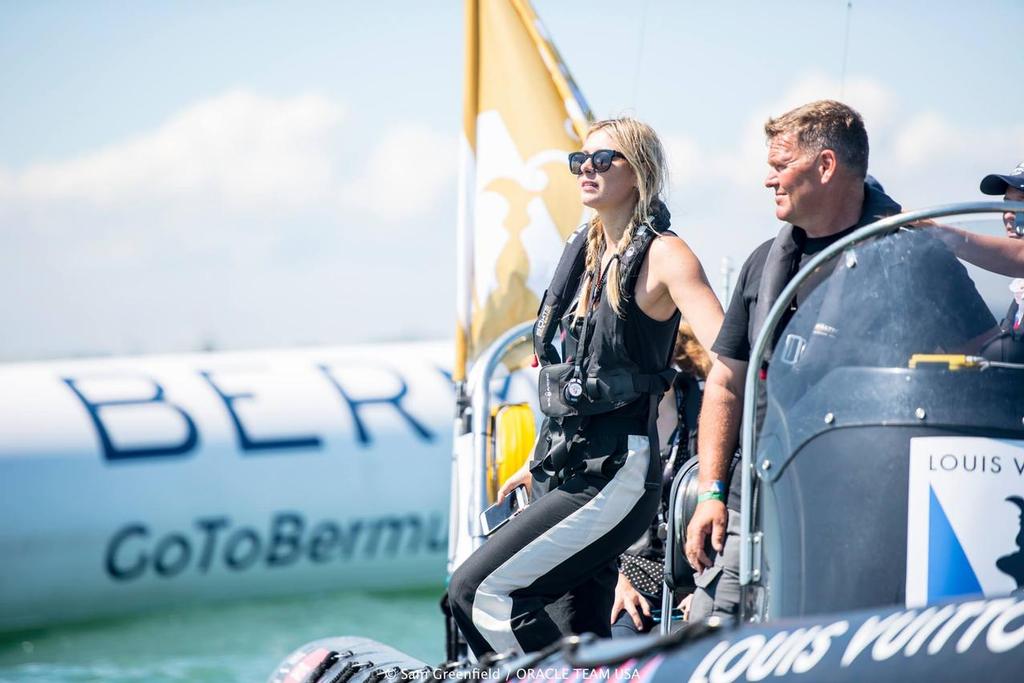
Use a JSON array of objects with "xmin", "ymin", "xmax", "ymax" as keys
[{"xmin": 0, "ymin": 588, "xmax": 445, "ymax": 683}]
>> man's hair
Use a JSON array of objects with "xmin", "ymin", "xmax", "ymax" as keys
[{"xmin": 764, "ymin": 100, "xmax": 869, "ymax": 177}]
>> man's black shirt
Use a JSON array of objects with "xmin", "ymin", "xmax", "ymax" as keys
[
  {"xmin": 713, "ymin": 181, "xmax": 996, "ymax": 366},
  {"xmin": 712, "ymin": 182, "xmax": 904, "ymax": 363},
  {"xmin": 711, "ymin": 224, "xmax": 861, "ymax": 363}
]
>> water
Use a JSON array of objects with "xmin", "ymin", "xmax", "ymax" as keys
[{"xmin": 0, "ymin": 588, "xmax": 445, "ymax": 683}]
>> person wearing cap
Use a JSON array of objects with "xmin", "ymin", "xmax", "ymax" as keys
[
  {"xmin": 980, "ymin": 162, "xmax": 1024, "ymax": 234},
  {"xmin": 979, "ymin": 163, "xmax": 1024, "ymax": 362},
  {"xmin": 933, "ymin": 162, "xmax": 1024, "ymax": 276}
]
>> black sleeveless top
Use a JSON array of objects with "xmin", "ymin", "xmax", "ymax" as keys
[{"xmin": 579, "ymin": 233, "xmax": 682, "ymax": 427}]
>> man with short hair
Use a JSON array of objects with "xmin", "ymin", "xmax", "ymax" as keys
[
  {"xmin": 684, "ymin": 100, "xmax": 904, "ymax": 621},
  {"xmin": 685, "ymin": 100, "xmax": 997, "ymax": 621}
]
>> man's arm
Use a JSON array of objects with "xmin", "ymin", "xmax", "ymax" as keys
[{"xmin": 685, "ymin": 355, "xmax": 747, "ymax": 571}]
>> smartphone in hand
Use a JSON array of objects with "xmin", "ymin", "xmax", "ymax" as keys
[{"xmin": 480, "ymin": 485, "xmax": 529, "ymax": 536}]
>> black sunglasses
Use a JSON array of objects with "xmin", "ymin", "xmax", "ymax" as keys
[{"xmin": 568, "ymin": 149, "xmax": 626, "ymax": 175}]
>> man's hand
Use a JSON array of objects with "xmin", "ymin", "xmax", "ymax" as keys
[
  {"xmin": 685, "ymin": 499, "xmax": 727, "ymax": 572},
  {"xmin": 688, "ymin": 357, "xmax": 743, "ymax": 573},
  {"xmin": 678, "ymin": 593, "xmax": 694, "ymax": 622},
  {"xmin": 496, "ymin": 463, "xmax": 533, "ymax": 502},
  {"xmin": 611, "ymin": 571, "xmax": 651, "ymax": 629}
]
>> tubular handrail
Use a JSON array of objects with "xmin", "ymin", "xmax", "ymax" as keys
[
  {"xmin": 738, "ymin": 201, "xmax": 1024, "ymax": 588},
  {"xmin": 465, "ymin": 321, "xmax": 535, "ymax": 542}
]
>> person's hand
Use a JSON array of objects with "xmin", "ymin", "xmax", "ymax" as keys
[
  {"xmin": 611, "ymin": 571, "xmax": 650, "ymax": 629},
  {"xmin": 678, "ymin": 593, "xmax": 693, "ymax": 622},
  {"xmin": 685, "ymin": 499, "xmax": 727, "ymax": 572},
  {"xmin": 496, "ymin": 463, "xmax": 533, "ymax": 502},
  {"xmin": 910, "ymin": 219, "xmax": 968, "ymax": 250}
]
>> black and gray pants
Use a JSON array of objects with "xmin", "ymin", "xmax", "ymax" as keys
[{"xmin": 448, "ymin": 431, "xmax": 661, "ymax": 658}]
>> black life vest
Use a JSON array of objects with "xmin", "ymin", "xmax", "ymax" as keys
[
  {"xmin": 529, "ymin": 204, "xmax": 678, "ymax": 483},
  {"xmin": 533, "ymin": 220, "xmax": 676, "ymax": 419},
  {"xmin": 533, "ymin": 223, "xmax": 589, "ymax": 368},
  {"xmin": 534, "ymin": 197, "xmax": 673, "ymax": 367}
]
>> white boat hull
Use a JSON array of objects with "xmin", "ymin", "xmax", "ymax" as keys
[{"xmin": 0, "ymin": 341, "xmax": 536, "ymax": 632}]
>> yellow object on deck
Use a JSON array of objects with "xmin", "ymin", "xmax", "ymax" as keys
[
  {"xmin": 487, "ymin": 403, "xmax": 536, "ymax": 503},
  {"xmin": 908, "ymin": 354, "xmax": 983, "ymax": 371}
]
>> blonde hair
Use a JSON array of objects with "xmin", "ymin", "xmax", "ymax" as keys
[
  {"xmin": 574, "ymin": 117, "xmax": 669, "ymax": 318},
  {"xmin": 673, "ymin": 321, "xmax": 711, "ymax": 379}
]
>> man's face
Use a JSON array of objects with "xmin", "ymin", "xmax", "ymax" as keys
[
  {"xmin": 765, "ymin": 133, "xmax": 821, "ymax": 225},
  {"xmin": 1003, "ymin": 187, "xmax": 1024, "ymax": 238}
]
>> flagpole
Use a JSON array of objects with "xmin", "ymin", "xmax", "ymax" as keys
[
  {"xmin": 454, "ymin": 0, "xmax": 479, "ymax": 387},
  {"xmin": 446, "ymin": 0, "xmax": 596, "ymax": 660},
  {"xmin": 446, "ymin": 3, "xmax": 480, "ymax": 661}
]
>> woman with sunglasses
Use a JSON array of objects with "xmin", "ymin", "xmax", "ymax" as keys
[{"xmin": 448, "ymin": 118, "xmax": 723, "ymax": 658}]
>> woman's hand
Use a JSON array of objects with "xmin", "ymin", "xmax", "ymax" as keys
[
  {"xmin": 611, "ymin": 571, "xmax": 651, "ymax": 629},
  {"xmin": 496, "ymin": 462, "xmax": 533, "ymax": 502}
]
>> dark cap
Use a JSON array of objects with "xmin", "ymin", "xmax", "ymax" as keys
[{"xmin": 980, "ymin": 161, "xmax": 1024, "ymax": 195}]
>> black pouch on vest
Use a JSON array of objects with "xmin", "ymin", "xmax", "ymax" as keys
[
  {"xmin": 583, "ymin": 368, "xmax": 644, "ymax": 405},
  {"xmin": 537, "ymin": 362, "xmax": 580, "ymax": 418},
  {"xmin": 538, "ymin": 363, "xmax": 656, "ymax": 419}
]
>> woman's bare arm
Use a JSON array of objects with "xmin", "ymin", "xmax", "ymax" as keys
[
  {"xmin": 650, "ymin": 236, "xmax": 724, "ymax": 354},
  {"xmin": 931, "ymin": 225, "xmax": 1024, "ymax": 277}
]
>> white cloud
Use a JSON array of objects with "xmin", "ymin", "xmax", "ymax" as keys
[
  {"xmin": 0, "ymin": 90, "xmax": 457, "ymax": 225},
  {"xmin": 877, "ymin": 113, "xmax": 1024, "ymax": 219},
  {"xmin": 765, "ymin": 72, "xmax": 893, "ymax": 134},
  {"xmin": 891, "ymin": 112, "xmax": 955, "ymax": 168},
  {"xmin": 707, "ymin": 72, "xmax": 895, "ymax": 189},
  {"xmin": 654, "ymin": 71, "xmax": 1023, "ymax": 301},
  {"xmin": 338, "ymin": 124, "xmax": 457, "ymax": 222},
  {"xmin": 890, "ymin": 112, "xmax": 1024, "ymax": 172},
  {"xmin": 662, "ymin": 133, "xmax": 700, "ymax": 189},
  {"xmin": 0, "ymin": 90, "xmax": 461, "ymax": 359},
  {"xmin": 0, "ymin": 167, "xmax": 12, "ymax": 196},
  {"xmin": 749, "ymin": 74, "xmax": 1023, "ymax": 206},
  {"xmin": 5, "ymin": 77, "xmax": 1015, "ymax": 359},
  {"xmin": 0, "ymin": 91, "xmax": 345, "ymax": 210},
  {"xmin": 661, "ymin": 71, "xmax": 968, "ymax": 205}
]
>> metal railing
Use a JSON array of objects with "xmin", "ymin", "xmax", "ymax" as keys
[
  {"xmin": 462, "ymin": 321, "xmax": 535, "ymax": 549},
  {"xmin": 739, "ymin": 201, "xmax": 1024, "ymax": 591}
]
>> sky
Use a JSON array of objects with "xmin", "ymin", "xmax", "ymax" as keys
[{"xmin": 0, "ymin": 0, "xmax": 1022, "ymax": 361}]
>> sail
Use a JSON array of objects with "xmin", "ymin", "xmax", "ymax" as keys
[{"xmin": 454, "ymin": 0, "xmax": 592, "ymax": 382}]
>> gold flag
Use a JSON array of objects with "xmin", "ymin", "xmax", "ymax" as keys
[{"xmin": 454, "ymin": 0, "xmax": 592, "ymax": 382}]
